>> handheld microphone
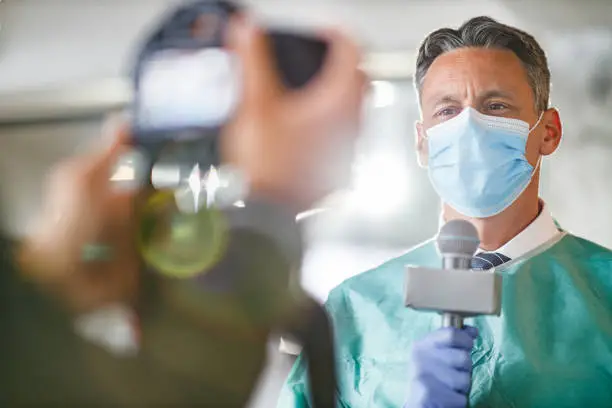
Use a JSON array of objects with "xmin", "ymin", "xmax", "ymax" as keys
[{"xmin": 435, "ymin": 220, "xmax": 480, "ymax": 328}]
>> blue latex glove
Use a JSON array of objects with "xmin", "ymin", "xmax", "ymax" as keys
[{"xmin": 405, "ymin": 326, "xmax": 479, "ymax": 408}]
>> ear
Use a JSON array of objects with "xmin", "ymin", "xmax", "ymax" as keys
[
  {"xmin": 415, "ymin": 121, "xmax": 428, "ymax": 167},
  {"xmin": 539, "ymin": 108, "xmax": 562, "ymax": 156}
]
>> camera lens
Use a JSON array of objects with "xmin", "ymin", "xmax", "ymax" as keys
[{"xmin": 137, "ymin": 190, "xmax": 228, "ymax": 278}]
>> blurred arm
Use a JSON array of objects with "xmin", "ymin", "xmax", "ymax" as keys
[{"xmin": 276, "ymin": 286, "xmax": 351, "ymax": 408}]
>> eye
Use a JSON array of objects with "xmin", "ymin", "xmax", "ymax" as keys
[
  {"xmin": 487, "ymin": 102, "xmax": 508, "ymax": 111},
  {"xmin": 435, "ymin": 107, "xmax": 460, "ymax": 118}
]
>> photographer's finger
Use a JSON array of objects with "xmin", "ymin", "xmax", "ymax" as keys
[
  {"xmin": 291, "ymin": 29, "xmax": 363, "ymax": 118},
  {"xmin": 88, "ymin": 116, "xmax": 132, "ymax": 185},
  {"xmin": 227, "ymin": 16, "xmax": 283, "ymax": 106},
  {"xmin": 312, "ymin": 29, "xmax": 362, "ymax": 92}
]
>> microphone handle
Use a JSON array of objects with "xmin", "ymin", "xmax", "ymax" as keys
[
  {"xmin": 443, "ymin": 255, "xmax": 471, "ymax": 270},
  {"xmin": 441, "ymin": 255, "xmax": 469, "ymax": 329},
  {"xmin": 441, "ymin": 313, "xmax": 464, "ymax": 328}
]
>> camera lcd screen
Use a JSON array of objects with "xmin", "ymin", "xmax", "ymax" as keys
[{"xmin": 136, "ymin": 48, "xmax": 240, "ymax": 132}]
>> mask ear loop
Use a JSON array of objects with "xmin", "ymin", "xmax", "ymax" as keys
[
  {"xmin": 529, "ymin": 111, "xmax": 546, "ymax": 176},
  {"xmin": 532, "ymin": 154, "xmax": 543, "ymax": 174},
  {"xmin": 417, "ymin": 123, "xmax": 429, "ymax": 169},
  {"xmin": 529, "ymin": 111, "xmax": 545, "ymax": 133}
]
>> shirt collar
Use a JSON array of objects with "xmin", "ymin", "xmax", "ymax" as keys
[
  {"xmin": 491, "ymin": 201, "xmax": 560, "ymax": 259},
  {"xmin": 438, "ymin": 200, "xmax": 561, "ymax": 259}
]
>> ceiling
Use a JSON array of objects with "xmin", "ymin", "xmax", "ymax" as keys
[
  {"xmin": 2, "ymin": 0, "xmax": 612, "ymax": 94},
  {"xmin": 1, "ymin": 0, "xmax": 611, "ymax": 134}
]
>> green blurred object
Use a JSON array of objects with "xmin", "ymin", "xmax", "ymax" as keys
[{"xmin": 138, "ymin": 190, "xmax": 228, "ymax": 279}]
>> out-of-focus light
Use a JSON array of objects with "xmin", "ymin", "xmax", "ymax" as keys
[
  {"xmin": 233, "ymin": 200, "xmax": 245, "ymax": 208},
  {"xmin": 111, "ymin": 150, "xmax": 147, "ymax": 189},
  {"xmin": 349, "ymin": 155, "xmax": 410, "ymax": 216},
  {"xmin": 200, "ymin": 165, "xmax": 229, "ymax": 208},
  {"xmin": 111, "ymin": 164, "xmax": 135, "ymax": 181},
  {"xmin": 371, "ymin": 81, "xmax": 396, "ymax": 108},
  {"xmin": 296, "ymin": 208, "xmax": 327, "ymax": 222},
  {"xmin": 188, "ymin": 164, "xmax": 204, "ymax": 210}
]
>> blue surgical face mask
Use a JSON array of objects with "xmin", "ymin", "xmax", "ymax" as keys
[{"xmin": 425, "ymin": 107, "xmax": 543, "ymax": 218}]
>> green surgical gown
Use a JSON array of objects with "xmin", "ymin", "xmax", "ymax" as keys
[{"xmin": 278, "ymin": 233, "xmax": 612, "ymax": 407}]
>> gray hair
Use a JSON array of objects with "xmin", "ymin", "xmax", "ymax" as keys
[{"xmin": 414, "ymin": 16, "xmax": 550, "ymax": 113}]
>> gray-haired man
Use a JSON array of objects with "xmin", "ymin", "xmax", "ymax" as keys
[{"xmin": 278, "ymin": 16, "xmax": 612, "ymax": 408}]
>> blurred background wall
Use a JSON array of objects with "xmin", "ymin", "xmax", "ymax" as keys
[{"xmin": 1, "ymin": 0, "xmax": 612, "ymax": 406}]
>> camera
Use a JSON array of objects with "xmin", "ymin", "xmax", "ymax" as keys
[
  {"xmin": 131, "ymin": 0, "xmax": 328, "ymax": 173},
  {"xmin": 130, "ymin": 0, "xmax": 328, "ymax": 278}
]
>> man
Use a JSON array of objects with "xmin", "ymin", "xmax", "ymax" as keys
[
  {"xmin": 1, "ymin": 16, "xmax": 365, "ymax": 406},
  {"xmin": 279, "ymin": 16, "xmax": 612, "ymax": 408}
]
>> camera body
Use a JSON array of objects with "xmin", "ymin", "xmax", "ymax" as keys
[{"xmin": 131, "ymin": 0, "xmax": 328, "ymax": 171}]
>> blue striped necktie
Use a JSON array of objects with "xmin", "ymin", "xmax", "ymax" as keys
[{"xmin": 471, "ymin": 252, "xmax": 511, "ymax": 271}]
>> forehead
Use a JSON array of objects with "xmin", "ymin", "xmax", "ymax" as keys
[{"xmin": 420, "ymin": 47, "xmax": 534, "ymax": 105}]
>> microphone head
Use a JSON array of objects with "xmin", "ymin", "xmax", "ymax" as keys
[{"xmin": 436, "ymin": 220, "xmax": 480, "ymax": 257}]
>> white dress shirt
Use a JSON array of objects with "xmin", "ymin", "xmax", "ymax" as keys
[
  {"xmin": 478, "ymin": 201, "xmax": 561, "ymax": 259},
  {"xmin": 439, "ymin": 200, "xmax": 562, "ymax": 261}
]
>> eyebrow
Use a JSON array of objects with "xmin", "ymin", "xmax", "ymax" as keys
[
  {"xmin": 424, "ymin": 94, "xmax": 459, "ymax": 107},
  {"xmin": 479, "ymin": 90, "xmax": 516, "ymax": 101},
  {"xmin": 426, "ymin": 89, "xmax": 517, "ymax": 107}
]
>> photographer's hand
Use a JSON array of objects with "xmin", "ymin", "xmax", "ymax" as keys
[
  {"xmin": 18, "ymin": 120, "xmax": 141, "ymax": 313},
  {"xmin": 222, "ymin": 17, "xmax": 367, "ymax": 212}
]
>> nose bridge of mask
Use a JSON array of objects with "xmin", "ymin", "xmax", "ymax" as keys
[
  {"xmin": 425, "ymin": 108, "xmax": 531, "ymax": 161},
  {"xmin": 424, "ymin": 108, "xmax": 472, "ymax": 140},
  {"xmin": 425, "ymin": 107, "xmax": 533, "ymax": 140}
]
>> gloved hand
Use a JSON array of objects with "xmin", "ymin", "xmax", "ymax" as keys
[{"xmin": 405, "ymin": 326, "xmax": 479, "ymax": 408}]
